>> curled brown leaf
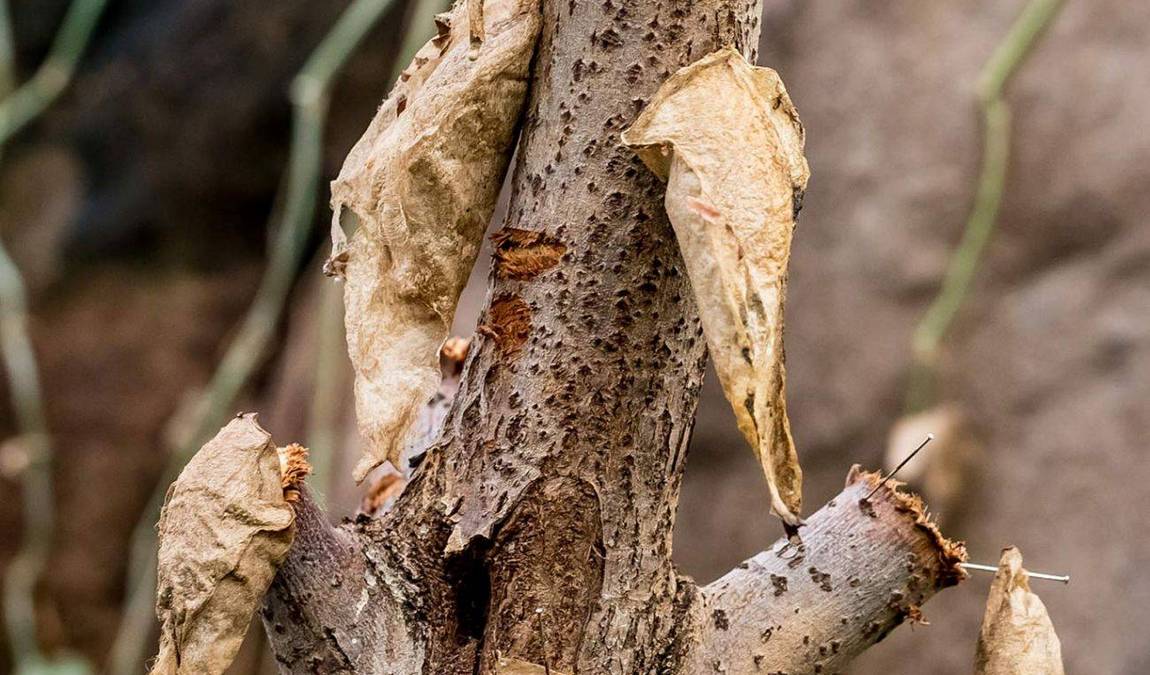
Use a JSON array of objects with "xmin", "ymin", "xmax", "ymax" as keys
[
  {"xmin": 975, "ymin": 547, "xmax": 1064, "ymax": 675},
  {"xmin": 151, "ymin": 414, "xmax": 307, "ymax": 674},
  {"xmin": 622, "ymin": 48, "xmax": 809, "ymax": 525},
  {"xmin": 329, "ymin": 0, "xmax": 541, "ymax": 481}
]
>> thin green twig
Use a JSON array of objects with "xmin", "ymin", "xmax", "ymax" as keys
[
  {"xmin": 106, "ymin": 0, "xmax": 403, "ymax": 672},
  {"xmin": 0, "ymin": 0, "xmax": 108, "ymax": 145},
  {"xmin": 0, "ymin": 0, "xmax": 107, "ymax": 669},
  {"xmin": 0, "ymin": 241, "xmax": 52, "ymax": 669},
  {"xmin": 906, "ymin": 0, "xmax": 1066, "ymax": 412},
  {"xmin": 0, "ymin": 0, "xmax": 15, "ymax": 96}
]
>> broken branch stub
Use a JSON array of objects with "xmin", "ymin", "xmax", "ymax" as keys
[
  {"xmin": 328, "ymin": 0, "xmax": 541, "ymax": 481},
  {"xmin": 975, "ymin": 547, "xmax": 1065, "ymax": 675},
  {"xmin": 621, "ymin": 48, "xmax": 809, "ymax": 525},
  {"xmin": 151, "ymin": 414, "xmax": 309, "ymax": 675},
  {"xmin": 689, "ymin": 467, "xmax": 967, "ymax": 674}
]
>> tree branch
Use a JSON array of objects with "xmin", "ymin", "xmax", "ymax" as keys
[
  {"xmin": 0, "ymin": 0, "xmax": 107, "ymax": 668},
  {"xmin": 0, "ymin": 0, "xmax": 109, "ymax": 145},
  {"xmin": 263, "ymin": 488, "xmax": 422, "ymax": 673},
  {"xmin": 683, "ymin": 467, "xmax": 967, "ymax": 674},
  {"xmin": 906, "ymin": 0, "xmax": 1066, "ymax": 411}
]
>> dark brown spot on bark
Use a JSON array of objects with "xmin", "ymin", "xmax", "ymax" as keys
[
  {"xmin": 491, "ymin": 227, "xmax": 568, "ymax": 280},
  {"xmin": 770, "ymin": 573, "xmax": 788, "ymax": 596},
  {"xmin": 482, "ymin": 295, "xmax": 532, "ymax": 357}
]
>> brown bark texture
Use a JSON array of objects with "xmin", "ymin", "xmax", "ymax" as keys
[{"xmin": 262, "ymin": 1, "xmax": 965, "ymax": 673}]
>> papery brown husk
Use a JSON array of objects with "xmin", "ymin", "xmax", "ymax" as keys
[
  {"xmin": 621, "ymin": 48, "xmax": 809, "ymax": 525},
  {"xmin": 329, "ymin": 0, "xmax": 541, "ymax": 481},
  {"xmin": 974, "ymin": 546, "xmax": 1065, "ymax": 675},
  {"xmin": 150, "ymin": 414, "xmax": 302, "ymax": 675}
]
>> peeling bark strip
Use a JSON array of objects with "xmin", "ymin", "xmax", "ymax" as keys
[
  {"xmin": 152, "ymin": 414, "xmax": 308, "ymax": 675},
  {"xmin": 481, "ymin": 295, "xmax": 533, "ymax": 356},
  {"xmin": 975, "ymin": 547, "xmax": 1064, "ymax": 675},
  {"xmin": 491, "ymin": 227, "xmax": 567, "ymax": 280},
  {"xmin": 329, "ymin": 0, "xmax": 541, "ymax": 481},
  {"xmin": 622, "ymin": 47, "xmax": 809, "ymax": 526},
  {"xmin": 683, "ymin": 467, "xmax": 967, "ymax": 674}
]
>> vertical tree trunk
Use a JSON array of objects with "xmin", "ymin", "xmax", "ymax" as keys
[
  {"xmin": 270, "ymin": 1, "xmax": 762, "ymax": 671},
  {"xmin": 264, "ymin": 2, "xmax": 964, "ymax": 673},
  {"xmin": 382, "ymin": 1, "xmax": 762, "ymax": 672},
  {"xmin": 404, "ymin": 2, "xmax": 763, "ymax": 671}
]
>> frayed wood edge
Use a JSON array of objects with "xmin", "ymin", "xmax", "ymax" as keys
[
  {"xmin": 277, "ymin": 443, "xmax": 312, "ymax": 503},
  {"xmin": 848, "ymin": 464, "xmax": 969, "ymax": 590}
]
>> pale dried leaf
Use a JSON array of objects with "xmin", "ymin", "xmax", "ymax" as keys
[
  {"xmin": 151, "ymin": 414, "xmax": 303, "ymax": 675},
  {"xmin": 975, "ymin": 547, "xmax": 1064, "ymax": 675},
  {"xmin": 621, "ymin": 48, "xmax": 809, "ymax": 525},
  {"xmin": 330, "ymin": 0, "xmax": 541, "ymax": 481},
  {"xmin": 885, "ymin": 404, "xmax": 981, "ymax": 518}
]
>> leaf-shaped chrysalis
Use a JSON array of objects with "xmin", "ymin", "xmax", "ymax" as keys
[
  {"xmin": 151, "ymin": 414, "xmax": 309, "ymax": 674},
  {"xmin": 975, "ymin": 547, "xmax": 1065, "ymax": 675},
  {"xmin": 328, "ymin": 0, "xmax": 541, "ymax": 481},
  {"xmin": 622, "ymin": 48, "xmax": 809, "ymax": 525}
]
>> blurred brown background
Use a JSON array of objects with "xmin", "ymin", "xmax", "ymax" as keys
[{"xmin": 0, "ymin": 0, "xmax": 1147, "ymax": 673}]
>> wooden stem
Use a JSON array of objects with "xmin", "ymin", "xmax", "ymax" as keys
[
  {"xmin": 264, "ymin": 488, "xmax": 423, "ymax": 673},
  {"xmin": 683, "ymin": 467, "xmax": 967, "ymax": 674},
  {"xmin": 261, "ymin": 2, "xmax": 968, "ymax": 673}
]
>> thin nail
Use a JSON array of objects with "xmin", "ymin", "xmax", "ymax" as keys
[
  {"xmin": 960, "ymin": 562, "xmax": 1070, "ymax": 584},
  {"xmin": 864, "ymin": 433, "xmax": 934, "ymax": 501}
]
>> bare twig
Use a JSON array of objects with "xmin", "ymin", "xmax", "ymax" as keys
[
  {"xmin": 0, "ymin": 0, "xmax": 109, "ymax": 145},
  {"xmin": 107, "ymin": 0, "xmax": 405, "ymax": 672},
  {"xmin": 0, "ymin": 0, "xmax": 14, "ymax": 96},
  {"xmin": 0, "ymin": 0, "xmax": 107, "ymax": 668},
  {"xmin": 687, "ymin": 467, "xmax": 967, "ymax": 673},
  {"xmin": 0, "ymin": 235, "xmax": 52, "ymax": 669},
  {"xmin": 906, "ymin": 0, "xmax": 1065, "ymax": 411},
  {"xmin": 306, "ymin": 282, "xmax": 346, "ymax": 495}
]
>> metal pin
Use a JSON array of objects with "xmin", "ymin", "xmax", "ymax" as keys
[
  {"xmin": 864, "ymin": 433, "xmax": 934, "ymax": 501},
  {"xmin": 535, "ymin": 607, "xmax": 553, "ymax": 674},
  {"xmin": 959, "ymin": 562, "xmax": 1070, "ymax": 584}
]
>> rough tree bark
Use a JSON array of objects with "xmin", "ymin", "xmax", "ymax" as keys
[{"xmin": 262, "ymin": 1, "xmax": 965, "ymax": 673}]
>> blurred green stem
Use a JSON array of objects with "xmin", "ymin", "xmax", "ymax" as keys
[
  {"xmin": 0, "ymin": 237, "xmax": 52, "ymax": 669},
  {"xmin": 0, "ymin": 0, "xmax": 107, "ymax": 669},
  {"xmin": 906, "ymin": 0, "xmax": 1066, "ymax": 412},
  {"xmin": 0, "ymin": 0, "xmax": 108, "ymax": 145},
  {"xmin": 107, "ymin": 0, "xmax": 403, "ymax": 672}
]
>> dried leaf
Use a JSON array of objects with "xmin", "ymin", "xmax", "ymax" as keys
[
  {"xmin": 621, "ymin": 48, "xmax": 809, "ymax": 525},
  {"xmin": 975, "ymin": 547, "xmax": 1064, "ymax": 675},
  {"xmin": 151, "ymin": 414, "xmax": 306, "ymax": 675},
  {"xmin": 329, "ymin": 0, "xmax": 541, "ymax": 481}
]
